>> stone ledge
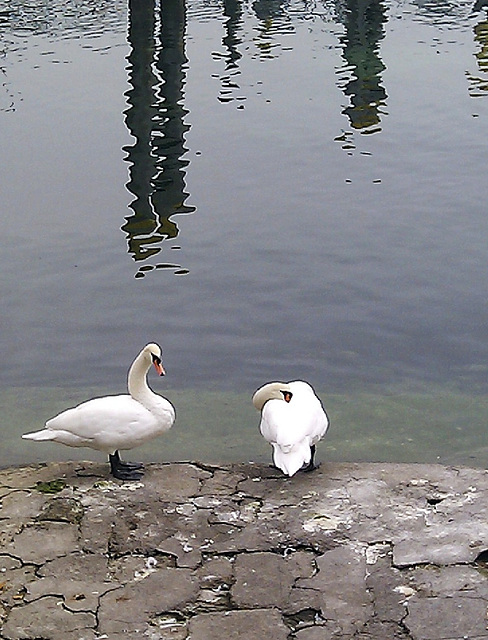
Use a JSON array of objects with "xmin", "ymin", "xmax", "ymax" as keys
[{"xmin": 0, "ymin": 461, "xmax": 487, "ymax": 639}]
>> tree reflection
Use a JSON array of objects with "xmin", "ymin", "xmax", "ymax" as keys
[
  {"xmin": 467, "ymin": 14, "xmax": 488, "ymax": 96},
  {"xmin": 252, "ymin": 0, "xmax": 294, "ymax": 60},
  {"xmin": 123, "ymin": 0, "xmax": 194, "ymax": 278},
  {"xmin": 334, "ymin": 0, "xmax": 388, "ymax": 148},
  {"xmin": 212, "ymin": 0, "xmax": 388, "ymax": 148},
  {"xmin": 215, "ymin": 0, "xmax": 244, "ymax": 105}
]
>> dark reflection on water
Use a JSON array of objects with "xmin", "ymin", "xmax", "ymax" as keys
[
  {"xmin": 122, "ymin": 0, "xmax": 195, "ymax": 278},
  {"xmin": 212, "ymin": 0, "xmax": 297, "ymax": 105},
  {"xmin": 216, "ymin": 0, "xmax": 244, "ymax": 104},
  {"xmin": 252, "ymin": 0, "xmax": 295, "ymax": 60},
  {"xmin": 335, "ymin": 0, "xmax": 388, "ymax": 145},
  {"xmin": 467, "ymin": 12, "xmax": 488, "ymax": 96},
  {"xmin": 208, "ymin": 0, "xmax": 389, "ymax": 145}
]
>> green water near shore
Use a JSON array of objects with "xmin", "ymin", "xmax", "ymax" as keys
[{"xmin": 2, "ymin": 387, "xmax": 487, "ymax": 470}]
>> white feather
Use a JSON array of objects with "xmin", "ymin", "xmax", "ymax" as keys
[
  {"xmin": 253, "ymin": 380, "xmax": 329, "ymax": 477},
  {"xmin": 22, "ymin": 343, "xmax": 175, "ymax": 456}
]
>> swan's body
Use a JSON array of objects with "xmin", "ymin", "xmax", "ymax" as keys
[
  {"xmin": 253, "ymin": 380, "xmax": 329, "ymax": 477},
  {"xmin": 22, "ymin": 343, "xmax": 175, "ymax": 480}
]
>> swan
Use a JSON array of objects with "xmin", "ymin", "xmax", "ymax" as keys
[
  {"xmin": 252, "ymin": 380, "xmax": 329, "ymax": 477},
  {"xmin": 22, "ymin": 343, "xmax": 175, "ymax": 481}
]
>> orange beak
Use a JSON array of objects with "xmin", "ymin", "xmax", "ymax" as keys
[{"xmin": 153, "ymin": 359, "xmax": 165, "ymax": 376}]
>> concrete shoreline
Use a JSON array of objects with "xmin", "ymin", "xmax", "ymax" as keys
[{"xmin": 1, "ymin": 460, "xmax": 488, "ymax": 639}]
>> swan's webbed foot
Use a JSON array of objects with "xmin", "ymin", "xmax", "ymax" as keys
[
  {"xmin": 112, "ymin": 467, "xmax": 144, "ymax": 481},
  {"xmin": 109, "ymin": 451, "xmax": 144, "ymax": 481},
  {"xmin": 302, "ymin": 461, "xmax": 321, "ymax": 473},
  {"xmin": 117, "ymin": 460, "xmax": 144, "ymax": 470}
]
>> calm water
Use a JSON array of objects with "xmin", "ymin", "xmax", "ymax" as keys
[{"xmin": 1, "ymin": 0, "xmax": 488, "ymax": 469}]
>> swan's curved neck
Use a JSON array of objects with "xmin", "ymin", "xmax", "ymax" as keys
[
  {"xmin": 253, "ymin": 382, "xmax": 290, "ymax": 410},
  {"xmin": 128, "ymin": 352, "xmax": 153, "ymax": 404}
]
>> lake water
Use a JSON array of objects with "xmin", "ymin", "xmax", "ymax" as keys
[{"xmin": 2, "ymin": 0, "xmax": 488, "ymax": 470}]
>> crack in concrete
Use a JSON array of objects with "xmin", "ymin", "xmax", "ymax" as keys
[{"xmin": 1, "ymin": 461, "xmax": 488, "ymax": 640}]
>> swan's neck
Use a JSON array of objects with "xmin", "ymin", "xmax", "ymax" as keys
[
  {"xmin": 126, "ymin": 348, "xmax": 175, "ymax": 429},
  {"xmin": 128, "ymin": 352, "xmax": 155, "ymax": 406},
  {"xmin": 253, "ymin": 382, "xmax": 289, "ymax": 411}
]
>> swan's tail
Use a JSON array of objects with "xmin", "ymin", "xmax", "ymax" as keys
[
  {"xmin": 22, "ymin": 429, "xmax": 55, "ymax": 441},
  {"xmin": 272, "ymin": 440, "xmax": 311, "ymax": 477}
]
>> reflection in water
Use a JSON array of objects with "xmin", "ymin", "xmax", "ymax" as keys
[
  {"xmin": 206, "ymin": 0, "xmax": 388, "ymax": 144},
  {"xmin": 467, "ymin": 15, "xmax": 488, "ymax": 96},
  {"xmin": 3, "ymin": 0, "xmax": 488, "ymax": 468},
  {"xmin": 409, "ymin": 0, "xmax": 488, "ymax": 99},
  {"xmin": 123, "ymin": 0, "xmax": 195, "ymax": 278},
  {"xmin": 213, "ymin": 0, "xmax": 296, "ymax": 105},
  {"xmin": 412, "ymin": 0, "xmax": 471, "ymax": 25},
  {"xmin": 335, "ymin": 0, "xmax": 388, "ymax": 149},
  {"xmin": 252, "ymin": 0, "xmax": 295, "ymax": 60},
  {"xmin": 215, "ymin": 0, "xmax": 244, "ymax": 105}
]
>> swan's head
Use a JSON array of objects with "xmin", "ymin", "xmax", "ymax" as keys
[
  {"xmin": 143, "ymin": 343, "xmax": 165, "ymax": 376},
  {"xmin": 252, "ymin": 382, "xmax": 293, "ymax": 411}
]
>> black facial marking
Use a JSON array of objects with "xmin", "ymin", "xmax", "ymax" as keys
[{"xmin": 281, "ymin": 390, "xmax": 293, "ymax": 403}]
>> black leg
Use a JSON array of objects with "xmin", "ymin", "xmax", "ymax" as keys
[
  {"xmin": 111, "ymin": 450, "xmax": 144, "ymax": 470},
  {"xmin": 109, "ymin": 451, "xmax": 144, "ymax": 481},
  {"xmin": 302, "ymin": 444, "xmax": 320, "ymax": 473}
]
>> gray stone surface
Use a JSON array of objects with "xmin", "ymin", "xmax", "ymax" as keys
[{"xmin": 0, "ymin": 460, "xmax": 488, "ymax": 639}]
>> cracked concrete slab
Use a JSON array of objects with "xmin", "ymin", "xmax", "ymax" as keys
[
  {"xmin": 188, "ymin": 608, "xmax": 290, "ymax": 639},
  {"xmin": 0, "ymin": 461, "xmax": 488, "ymax": 639}
]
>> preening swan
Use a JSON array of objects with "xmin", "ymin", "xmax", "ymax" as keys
[
  {"xmin": 253, "ymin": 380, "xmax": 329, "ymax": 477},
  {"xmin": 22, "ymin": 343, "xmax": 175, "ymax": 481}
]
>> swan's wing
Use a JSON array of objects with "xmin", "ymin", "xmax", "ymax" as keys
[
  {"xmin": 259, "ymin": 399, "xmax": 293, "ymax": 445},
  {"xmin": 259, "ymin": 385, "xmax": 329, "ymax": 476},
  {"xmin": 43, "ymin": 395, "xmax": 158, "ymax": 451},
  {"xmin": 260, "ymin": 402, "xmax": 315, "ymax": 476},
  {"xmin": 288, "ymin": 381, "xmax": 329, "ymax": 443},
  {"xmin": 261, "ymin": 397, "xmax": 328, "ymax": 448},
  {"xmin": 46, "ymin": 395, "xmax": 141, "ymax": 432}
]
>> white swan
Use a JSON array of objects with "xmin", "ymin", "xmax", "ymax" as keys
[
  {"xmin": 22, "ymin": 343, "xmax": 175, "ymax": 481},
  {"xmin": 253, "ymin": 380, "xmax": 329, "ymax": 477}
]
